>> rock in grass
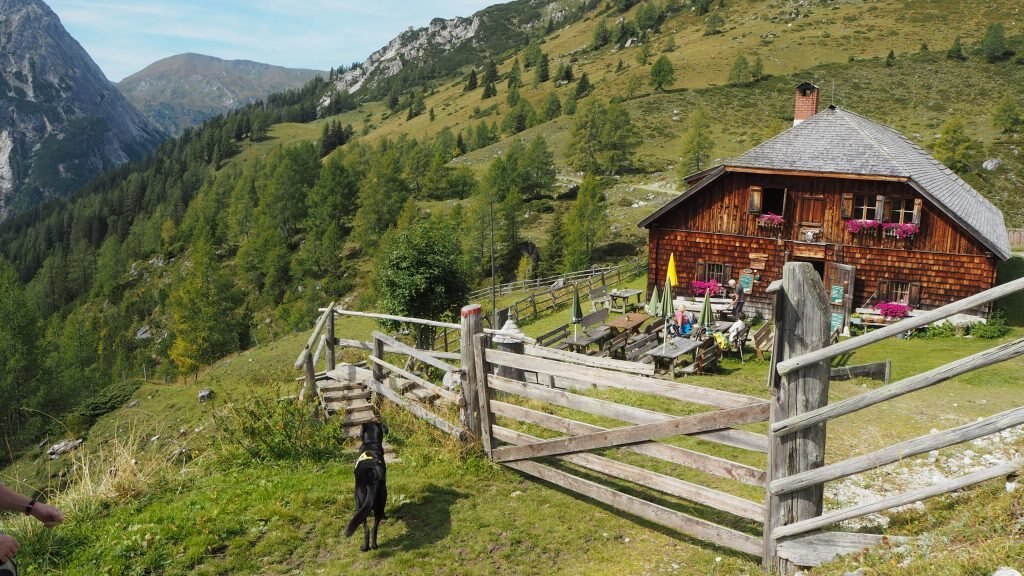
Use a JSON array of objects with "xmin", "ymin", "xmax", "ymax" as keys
[
  {"xmin": 992, "ymin": 569, "xmax": 1021, "ymax": 576},
  {"xmin": 198, "ymin": 389, "xmax": 214, "ymax": 403}
]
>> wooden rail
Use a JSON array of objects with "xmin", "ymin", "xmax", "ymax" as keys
[
  {"xmin": 775, "ymin": 276, "xmax": 1024, "ymax": 376},
  {"xmin": 762, "ymin": 264, "xmax": 1024, "ymax": 572}
]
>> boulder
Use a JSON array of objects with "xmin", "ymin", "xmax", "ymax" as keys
[
  {"xmin": 198, "ymin": 389, "xmax": 214, "ymax": 403},
  {"xmin": 983, "ymin": 158, "xmax": 1002, "ymax": 171}
]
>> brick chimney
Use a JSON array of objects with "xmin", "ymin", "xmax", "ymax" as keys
[{"xmin": 793, "ymin": 82, "xmax": 819, "ymax": 126}]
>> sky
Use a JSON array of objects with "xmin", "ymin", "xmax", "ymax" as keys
[{"xmin": 46, "ymin": 0, "xmax": 500, "ymax": 82}]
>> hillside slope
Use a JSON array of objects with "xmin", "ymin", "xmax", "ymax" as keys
[{"xmin": 118, "ymin": 53, "xmax": 326, "ymax": 135}]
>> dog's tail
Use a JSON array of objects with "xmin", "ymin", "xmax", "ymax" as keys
[{"xmin": 344, "ymin": 467, "xmax": 383, "ymax": 537}]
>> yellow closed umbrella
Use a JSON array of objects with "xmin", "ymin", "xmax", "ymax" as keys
[{"xmin": 666, "ymin": 253, "xmax": 679, "ymax": 287}]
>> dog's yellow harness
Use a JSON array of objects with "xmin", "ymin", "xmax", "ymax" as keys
[{"xmin": 356, "ymin": 451, "xmax": 377, "ymax": 467}]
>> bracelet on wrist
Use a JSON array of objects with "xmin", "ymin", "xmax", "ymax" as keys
[{"xmin": 24, "ymin": 497, "xmax": 36, "ymax": 515}]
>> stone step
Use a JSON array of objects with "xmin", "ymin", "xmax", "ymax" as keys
[{"xmin": 340, "ymin": 407, "xmax": 377, "ymax": 426}]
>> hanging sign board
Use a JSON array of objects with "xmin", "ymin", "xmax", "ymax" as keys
[
  {"xmin": 830, "ymin": 285, "xmax": 844, "ymax": 304},
  {"xmin": 739, "ymin": 274, "xmax": 754, "ymax": 293}
]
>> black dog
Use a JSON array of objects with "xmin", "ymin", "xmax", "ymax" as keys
[{"xmin": 344, "ymin": 422, "xmax": 388, "ymax": 551}]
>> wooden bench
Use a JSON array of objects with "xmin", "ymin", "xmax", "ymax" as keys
[
  {"xmin": 751, "ymin": 322, "xmax": 774, "ymax": 361},
  {"xmin": 729, "ymin": 324, "xmax": 751, "ymax": 362},
  {"xmin": 600, "ymin": 330, "xmax": 631, "ymax": 359},
  {"xmin": 679, "ymin": 338, "xmax": 720, "ymax": 375},
  {"xmin": 588, "ymin": 286, "xmax": 611, "ymax": 311},
  {"xmin": 624, "ymin": 332, "xmax": 660, "ymax": 363},
  {"xmin": 581, "ymin": 307, "xmax": 609, "ymax": 329},
  {"xmin": 536, "ymin": 324, "xmax": 571, "ymax": 350}
]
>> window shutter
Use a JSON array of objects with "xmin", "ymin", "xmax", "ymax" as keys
[
  {"xmin": 723, "ymin": 264, "xmax": 733, "ymax": 284},
  {"xmin": 908, "ymin": 282, "xmax": 922, "ymax": 307},
  {"xmin": 876, "ymin": 195, "xmax": 887, "ymax": 221},
  {"xmin": 695, "ymin": 262, "xmax": 707, "ymax": 282},
  {"xmin": 876, "ymin": 278, "xmax": 892, "ymax": 302},
  {"xmin": 748, "ymin": 186, "xmax": 763, "ymax": 214},
  {"xmin": 841, "ymin": 193, "xmax": 853, "ymax": 219},
  {"xmin": 912, "ymin": 198, "xmax": 923, "ymax": 225}
]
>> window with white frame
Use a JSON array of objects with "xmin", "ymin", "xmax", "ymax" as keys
[{"xmin": 853, "ymin": 195, "xmax": 877, "ymax": 220}]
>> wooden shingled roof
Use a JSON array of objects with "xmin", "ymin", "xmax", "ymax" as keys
[{"xmin": 640, "ymin": 106, "xmax": 1011, "ymax": 260}]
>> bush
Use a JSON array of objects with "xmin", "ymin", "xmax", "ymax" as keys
[
  {"xmin": 970, "ymin": 311, "xmax": 1010, "ymax": 339},
  {"xmin": 917, "ymin": 321, "xmax": 959, "ymax": 339},
  {"xmin": 214, "ymin": 395, "xmax": 349, "ymax": 462}
]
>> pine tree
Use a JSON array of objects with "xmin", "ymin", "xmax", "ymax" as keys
[
  {"xmin": 563, "ymin": 174, "xmax": 607, "ymax": 272},
  {"xmin": 933, "ymin": 116, "xmax": 979, "ymax": 174},
  {"xmin": 751, "ymin": 55, "xmax": 765, "ymax": 81},
  {"xmin": 575, "ymin": 73, "xmax": 592, "ymax": 98},
  {"xmin": 885, "ymin": 49, "xmax": 895, "ymax": 67},
  {"xmin": 539, "ymin": 208, "xmax": 567, "ymax": 277},
  {"xmin": 506, "ymin": 83, "xmax": 521, "ymax": 106},
  {"xmin": 637, "ymin": 43, "xmax": 651, "ymax": 65},
  {"xmin": 650, "ymin": 55, "xmax": 675, "ymax": 90},
  {"xmin": 728, "ymin": 55, "xmax": 751, "ymax": 84},
  {"xmin": 537, "ymin": 53, "xmax": 550, "ymax": 83},
  {"xmin": 482, "ymin": 81, "xmax": 497, "ymax": 100},
  {"xmin": 544, "ymin": 91, "xmax": 562, "ymax": 120},
  {"xmin": 593, "ymin": 18, "xmax": 611, "ymax": 49},
  {"xmin": 980, "ymin": 23, "xmax": 1011, "ymax": 62},
  {"xmin": 564, "ymin": 91, "xmax": 578, "ymax": 115},
  {"xmin": 168, "ymin": 230, "xmax": 241, "ymax": 378},
  {"xmin": 663, "ymin": 35, "xmax": 676, "ymax": 52},
  {"xmin": 561, "ymin": 63, "xmax": 575, "ymax": 83},
  {"xmin": 993, "ymin": 95, "xmax": 1022, "ymax": 133},
  {"xmin": 677, "ymin": 106, "xmax": 714, "ymax": 183},
  {"xmin": 947, "ymin": 36, "xmax": 967, "ymax": 61},
  {"xmin": 508, "ymin": 59, "xmax": 522, "ymax": 89},
  {"xmin": 600, "ymin": 101, "xmax": 640, "ymax": 175},
  {"xmin": 464, "ymin": 69, "xmax": 478, "ymax": 91},
  {"xmin": 482, "ymin": 60, "xmax": 499, "ymax": 84}
]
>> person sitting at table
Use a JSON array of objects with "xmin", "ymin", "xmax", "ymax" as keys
[
  {"xmin": 727, "ymin": 314, "xmax": 747, "ymax": 346},
  {"xmin": 676, "ymin": 307, "xmax": 692, "ymax": 335}
]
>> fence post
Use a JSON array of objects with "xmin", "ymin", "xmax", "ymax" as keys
[
  {"xmin": 764, "ymin": 263, "xmax": 831, "ymax": 574},
  {"xmin": 326, "ymin": 305, "xmax": 336, "ymax": 371},
  {"xmin": 460, "ymin": 304, "xmax": 484, "ymax": 437},
  {"xmin": 473, "ymin": 332, "xmax": 495, "ymax": 456},
  {"xmin": 372, "ymin": 334, "xmax": 385, "ymax": 383}
]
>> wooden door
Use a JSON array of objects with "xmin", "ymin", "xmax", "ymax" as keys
[
  {"xmin": 799, "ymin": 193, "xmax": 825, "ymax": 227},
  {"xmin": 824, "ymin": 262, "xmax": 855, "ymax": 336}
]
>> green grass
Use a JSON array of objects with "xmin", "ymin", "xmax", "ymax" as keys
[{"xmin": 3, "ymin": 280, "xmax": 1024, "ymax": 575}]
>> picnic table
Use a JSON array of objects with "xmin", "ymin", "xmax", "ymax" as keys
[
  {"xmin": 605, "ymin": 311, "xmax": 651, "ymax": 337},
  {"xmin": 608, "ymin": 288, "xmax": 643, "ymax": 313},
  {"xmin": 645, "ymin": 338, "xmax": 702, "ymax": 376},
  {"xmin": 563, "ymin": 330, "xmax": 608, "ymax": 355},
  {"xmin": 713, "ymin": 320, "xmax": 735, "ymax": 334},
  {"xmin": 676, "ymin": 297, "xmax": 733, "ymax": 320}
]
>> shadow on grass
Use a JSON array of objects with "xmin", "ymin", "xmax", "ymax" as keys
[{"xmin": 379, "ymin": 484, "xmax": 468, "ymax": 556}]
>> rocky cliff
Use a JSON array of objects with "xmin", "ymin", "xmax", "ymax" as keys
[
  {"xmin": 118, "ymin": 53, "xmax": 326, "ymax": 136},
  {"xmin": 0, "ymin": 0, "xmax": 163, "ymax": 219}
]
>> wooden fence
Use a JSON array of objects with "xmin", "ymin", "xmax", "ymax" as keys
[
  {"xmin": 1007, "ymin": 227, "xmax": 1024, "ymax": 251},
  {"xmin": 296, "ymin": 265, "xmax": 1024, "ymax": 573},
  {"xmin": 467, "ymin": 256, "xmax": 646, "ymax": 301},
  {"xmin": 433, "ymin": 256, "xmax": 646, "ymax": 352}
]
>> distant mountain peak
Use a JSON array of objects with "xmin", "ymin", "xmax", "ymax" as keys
[
  {"xmin": 118, "ymin": 53, "xmax": 325, "ymax": 135},
  {"xmin": 0, "ymin": 0, "xmax": 163, "ymax": 219}
]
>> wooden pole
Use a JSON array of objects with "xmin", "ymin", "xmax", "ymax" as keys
[
  {"xmin": 372, "ymin": 334, "xmax": 385, "ymax": 383},
  {"xmin": 460, "ymin": 304, "xmax": 484, "ymax": 437},
  {"xmin": 764, "ymin": 263, "xmax": 831, "ymax": 575},
  {"xmin": 326, "ymin": 304, "xmax": 336, "ymax": 371}
]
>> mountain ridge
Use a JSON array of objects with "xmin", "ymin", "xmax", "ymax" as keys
[
  {"xmin": 0, "ymin": 0, "xmax": 163, "ymax": 220},
  {"xmin": 118, "ymin": 53, "xmax": 326, "ymax": 135}
]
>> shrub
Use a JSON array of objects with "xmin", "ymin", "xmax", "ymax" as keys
[
  {"xmin": 970, "ymin": 311, "xmax": 1010, "ymax": 339},
  {"xmin": 214, "ymin": 396, "xmax": 348, "ymax": 462}
]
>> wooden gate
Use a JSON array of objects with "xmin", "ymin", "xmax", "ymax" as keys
[{"xmin": 472, "ymin": 341, "xmax": 772, "ymax": 557}]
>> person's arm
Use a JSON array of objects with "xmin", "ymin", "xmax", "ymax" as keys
[{"xmin": 0, "ymin": 483, "xmax": 64, "ymax": 527}]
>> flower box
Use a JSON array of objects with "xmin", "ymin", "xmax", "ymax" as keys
[
  {"xmin": 847, "ymin": 219, "xmax": 881, "ymax": 234},
  {"xmin": 691, "ymin": 279, "xmax": 724, "ymax": 297},
  {"xmin": 757, "ymin": 212, "xmax": 784, "ymax": 228},
  {"xmin": 875, "ymin": 301, "xmax": 912, "ymax": 319},
  {"xmin": 882, "ymin": 222, "xmax": 919, "ymax": 239}
]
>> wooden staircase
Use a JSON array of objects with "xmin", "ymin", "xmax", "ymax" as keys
[{"xmin": 319, "ymin": 363, "xmax": 446, "ymax": 437}]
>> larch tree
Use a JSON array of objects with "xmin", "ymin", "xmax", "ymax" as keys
[
  {"xmin": 933, "ymin": 116, "xmax": 979, "ymax": 175},
  {"xmin": 649, "ymin": 55, "xmax": 675, "ymax": 91},
  {"xmin": 677, "ymin": 106, "xmax": 714, "ymax": 184},
  {"xmin": 168, "ymin": 231, "xmax": 242, "ymax": 379},
  {"xmin": 563, "ymin": 174, "xmax": 608, "ymax": 272}
]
